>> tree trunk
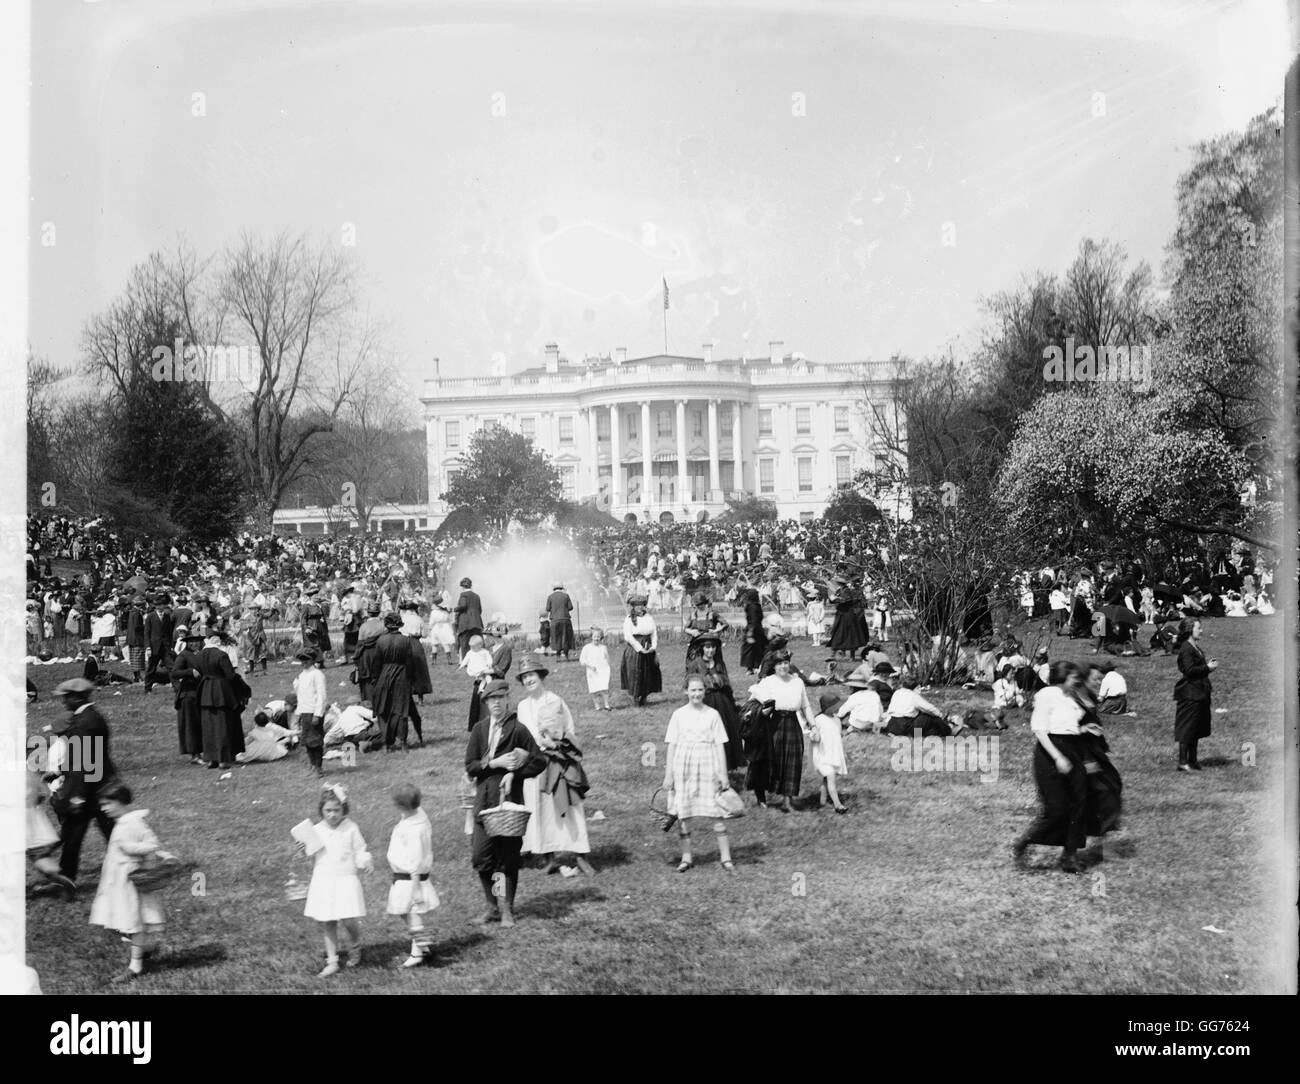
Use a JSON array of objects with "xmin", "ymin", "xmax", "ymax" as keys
[{"xmin": 250, "ymin": 497, "xmax": 277, "ymax": 536}]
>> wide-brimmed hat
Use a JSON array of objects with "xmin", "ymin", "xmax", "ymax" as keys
[
  {"xmin": 515, "ymin": 655, "xmax": 549, "ymax": 682},
  {"xmin": 54, "ymin": 677, "xmax": 94, "ymax": 697},
  {"xmin": 295, "ymin": 647, "xmax": 320, "ymax": 663},
  {"xmin": 872, "ymin": 662, "xmax": 897, "ymax": 676},
  {"xmin": 366, "ymin": 599, "xmax": 381, "ymax": 614},
  {"xmin": 844, "ymin": 676, "xmax": 873, "ymax": 689},
  {"xmin": 481, "ymin": 678, "xmax": 510, "ymax": 700},
  {"xmin": 627, "ymin": 595, "xmax": 648, "ymax": 607},
  {"xmin": 693, "ymin": 592, "xmax": 710, "ymax": 606},
  {"xmin": 819, "ymin": 689, "xmax": 846, "ymax": 714},
  {"xmin": 693, "ymin": 633, "xmax": 722, "ymax": 651},
  {"xmin": 770, "ymin": 648, "xmax": 793, "ymax": 663}
]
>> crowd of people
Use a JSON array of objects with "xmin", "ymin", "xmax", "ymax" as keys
[{"xmin": 23, "ymin": 510, "xmax": 1261, "ymax": 982}]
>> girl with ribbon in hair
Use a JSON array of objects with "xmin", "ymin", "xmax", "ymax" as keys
[{"xmin": 296, "ymin": 783, "xmax": 372, "ymax": 977}]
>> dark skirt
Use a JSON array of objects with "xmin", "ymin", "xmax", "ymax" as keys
[
  {"xmin": 1174, "ymin": 698, "xmax": 1211, "ymax": 743},
  {"xmin": 828, "ymin": 609, "xmax": 868, "ymax": 654},
  {"xmin": 408, "ymin": 636, "xmax": 432, "ymax": 696},
  {"xmin": 550, "ymin": 618, "xmax": 575, "ymax": 655},
  {"xmin": 704, "ymin": 689, "xmax": 746, "ymax": 770},
  {"xmin": 1023, "ymin": 735, "xmax": 1087, "ymax": 850},
  {"xmin": 176, "ymin": 695, "xmax": 201, "ymax": 755},
  {"xmin": 1082, "ymin": 733, "xmax": 1123, "ymax": 836},
  {"xmin": 200, "ymin": 706, "xmax": 243, "ymax": 765},
  {"xmin": 621, "ymin": 645, "xmax": 662, "ymax": 702},
  {"xmin": 740, "ymin": 629, "xmax": 767, "ymax": 671},
  {"xmin": 768, "ymin": 709, "xmax": 804, "ymax": 798},
  {"xmin": 467, "ymin": 685, "xmax": 484, "ymax": 731}
]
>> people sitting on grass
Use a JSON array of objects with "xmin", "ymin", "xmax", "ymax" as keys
[
  {"xmin": 991, "ymin": 664, "xmax": 1025, "ymax": 727},
  {"xmin": 1096, "ymin": 662, "xmax": 1131, "ymax": 715},
  {"xmin": 237, "ymin": 710, "xmax": 296, "ymax": 763},
  {"xmin": 836, "ymin": 676, "xmax": 884, "ymax": 733},
  {"xmin": 883, "ymin": 674, "xmax": 950, "ymax": 737}
]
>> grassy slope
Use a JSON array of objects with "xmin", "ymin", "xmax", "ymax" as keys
[{"xmin": 24, "ymin": 616, "xmax": 1289, "ymax": 994}]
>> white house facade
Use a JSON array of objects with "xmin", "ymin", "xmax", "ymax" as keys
[{"xmin": 422, "ymin": 341, "xmax": 908, "ymax": 525}]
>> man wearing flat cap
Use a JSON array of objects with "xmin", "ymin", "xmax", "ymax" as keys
[
  {"xmin": 464, "ymin": 679, "xmax": 546, "ymax": 928},
  {"xmin": 52, "ymin": 679, "xmax": 120, "ymax": 890},
  {"xmin": 454, "ymin": 577, "xmax": 483, "ymax": 660},
  {"xmin": 544, "ymin": 582, "xmax": 575, "ymax": 661}
]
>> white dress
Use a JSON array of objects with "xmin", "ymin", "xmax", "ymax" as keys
[
  {"xmin": 89, "ymin": 809, "xmax": 165, "ymax": 935},
  {"xmin": 579, "ymin": 642, "xmax": 611, "ymax": 693},
  {"xmin": 385, "ymin": 809, "xmax": 440, "ymax": 916},
  {"xmin": 518, "ymin": 691, "xmax": 591, "ymax": 855},
  {"xmin": 811, "ymin": 712, "xmax": 848, "ymax": 777},
  {"xmin": 665, "ymin": 704, "xmax": 728, "ymax": 819},
  {"xmin": 304, "ymin": 818, "xmax": 371, "ymax": 921}
]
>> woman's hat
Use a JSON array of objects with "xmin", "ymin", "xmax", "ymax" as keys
[
  {"xmin": 481, "ymin": 678, "xmax": 510, "ymax": 700},
  {"xmin": 459, "ymin": 577, "xmax": 473, "ymax": 588},
  {"xmin": 872, "ymin": 662, "xmax": 897, "ymax": 675},
  {"xmin": 819, "ymin": 689, "xmax": 846, "ymax": 714},
  {"xmin": 693, "ymin": 592, "xmax": 709, "ymax": 606},
  {"xmin": 844, "ymin": 676, "xmax": 873, "ymax": 689},
  {"xmin": 383, "ymin": 612, "xmax": 403, "ymax": 629},
  {"xmin": 295, "ymin": 647, "xmax": 320, "ymax": 663},
  {"xmin": 694, "ymin": 633, "xmax": 722, "ymax": 650},
  {"xmin": 366, "ymin": 599, "xmax": 381, "ymax": 614},
  {"xmin": 627, "ymin": 595, "xmax": 647, "ymax": 607},
  {"xmin": 515, "ymin": 655, "xmax": 549, "ymax": 682},
  {"xmin": 771, "ymin": 648, "xmax": 793, "ymax": 663}
]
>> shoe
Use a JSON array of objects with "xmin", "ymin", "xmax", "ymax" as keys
[
  {"xmin": 317, "ymin": 960, "xmax": 340, "ymax": 977},
  {"xmin": 720, "ymin": 860, "xmax": 735, "ymax": 872},
  {"xmin": 1189, "ymin": 762, "xmax": 1202, "ymax": 771},
  {"xmin": 834, "ymin": 806, "xmax": 848, "ymax": 815},
  {"xmin": 469, "ymin": 909, "xmax": 500, "ymax": 926},
  {"xmin": 1176, "ymin": 764, "xmax": 1192, "ymax": 773},
  {"xmin": 1059, "ymin": 854, "xmax": 1084, "ymax": 874},
  {"xmin": 346, "ymin": 947, "xmax": 362, "ymax": 968},
  {"xmin": 400, "ymin": 952, "xmax": 426, "ymax": 968},
  {"xmin": 676, "ymin": 859, "xmax": 694, "ymax": 873},
  {"xmin": 1012, "ymin": 840, "xmax": 1030, "ymax": 869},
  {"xmin": 110, "ymin": 969, "xmax": 141, "ymax": 985},
  {"xmin": 499, "ymin": 909, "xmax": 516, "ymax": 928}
]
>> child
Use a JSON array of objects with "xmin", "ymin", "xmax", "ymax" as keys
[
  {"xmin": 88, "ymin": 784, "xmax": 172, "ymax": 982},
  {"xmin": 812, "ymin": 690, "xmax": 849, "ymax": 813},
  {"xmin": 1049, "ymin": 584, "xmax": 1069, "ymax": 636},
  {"xmin": 1139, "ymin": 585, "xmax": 1156, "ymax": 625},
  {"xmin": 294, "ymin": 648, "xmax": 328, "ymax": 775},
  {"xmin": 460, "ymin": 634, "xmax": 496, "ymax": 730},
  {"xmin": 805, "ymin": 593, "xmax": 826, "ymax": 648},
  {"xmin": 385, "ymin": 783, "xmax": 439, "ymax": 968},
  {"xmin": 27, "ymin": 767, "xmax": 76, "ymax": 895},
  {"xmin": 297, "ymin": 783, "xmax": 371, "ymax": 977},
  {"xmin": 991, "ymin": 664, "xmax": 1025, "ymax": 726},
  {"xmin": 1096, "ymin": 663, "xmax": 1130, "ymax": 714},
  {"xmin": 237, "ymin": 710, "xmax": 294, "ymax": 763},
  {"xmin": 579, "ymin": 627, "xmax": 612, "ymax": 711},
  {"xmin": 662, "ymin": 675, "xmax": 735, "ymax": 872},
  {"xmin": 538, "ymin": 611, "xmax": 552, "ymax": 654}
]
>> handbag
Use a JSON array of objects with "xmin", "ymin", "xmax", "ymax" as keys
[{"xmin": 716, "ymin": 786, "xmax": 745, "ymax": 818}]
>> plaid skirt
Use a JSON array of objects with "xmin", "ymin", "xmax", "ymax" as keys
[
  {"xmin": 768, "ymin": 710, "xmax": 805, "ymax": 797},
  {"xmin": 127, "ymin": 646, "xmax": 145, "ymax": 671}
]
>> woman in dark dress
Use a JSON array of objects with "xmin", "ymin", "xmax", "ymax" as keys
[
  {"xmin": 371, "ymin": 613, "xmax": 417, "ymax": 750},
  {"xmin": 401, "ymin": 603, "xmax": 432, "ymax": 745},
  {"xmin": 171, "ymin": 628, "xmax": 205, "ymax": 763},
  {"xmin": 827, "ymin": 582, "xmax": 869, "ymax": 659},
  {"xmin": 685, "ymin": 634, "xmax": 746, "ymax": 770},
  {"xmin": 1173, "ymin": 618, "xmax": 1215, "ymax": 771},
  {"xmin": 682, "ymin": 592, "xmax": 728, "ymax": 662},
  {"xmin": 739, "ymin": 588, "xmax": 767, "ymax": 675},
  {"xmin": 301, "ymin": 587, "xmax": 332, "ymax": 658},
  {"xmin": 192, "ymin": 631, "xmax": 248, "ymax": 769},
  {"xmin": 747, "ymin": 650, "xmax": 817, "ymax": 813},
  {"xmin": 620, "ymin": 596, "xmax": 662, "ymax": 706}
]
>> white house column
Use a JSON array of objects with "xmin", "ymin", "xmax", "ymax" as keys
[
  {"xmin": 675, "ymin": 398, "xmax": 688, "ymax": 505},
  {"xmin": 585, "ymin": 407, "xmax": 599, "ymax": 500},
  {"xmin": 731, "ymin": 400, "xmax": 743, "ymax": 494},
  {"xmin": 640, "ymin": 400, "xmax": 652, "ymax": 509},
  {"xmin": 707, "ymin": 398, "xmax": 721, "ymax": 501},
  {"xmin": 609, "ymin": 405, "xmax": 622, "ymax": 509}
]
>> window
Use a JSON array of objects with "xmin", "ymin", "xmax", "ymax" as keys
[
  {"xmin": 836, "ymin": 455, "xmax": 852, "ymax": 487},
  {"xmin": 657, "ymin": 410, "xmax": 672, "ymax": 437},
  {"xmin": 559, "ymin": 465, "xmax": 576, "ymax": 501},
  {"xmin": 692, "ymin": 410, "xmax": 704, "ymax": 438},
  {"xmin": 597, "ymin": 412, "xmax": 610, "ymax": 440},
  {"xmin": 759, "ymin": 459, "xmax": 775, "ymax": 494},
  {"xmin": 626, "ymin": 412, "xmax": 638, "ymax": 440},
  {"xmin": 796, "ymin": 407, "xmax": 811, "ymax": 434},
  {"xmin": 445, "ymin": 468, "xmax": 461, "ymax": 490},
  {"xmin": 834, "ymin": 405, "xmax": 850, "ymax": 433},
  {"xmin": 719, "ymin": 404, "xmax": 733, "ymax": 432},
  {"xmin": 520, "ymin": 416, "xmax": 536, "ymax": 439},
  {"xmin": 482, "ymin": 416, "xmax": 497, "ymax": 430},
  {"xmin": 797, "ymin": 456, "xmax": 813, "ymax": 493},
  {"xmin": 445, "ymin": 420, "xmax": 460, "ymax": 448},
  {"xmin": 558, "ymin": 415, "xmax": 574, "ymax": 444},
  {"xmin": 758, "ymin": 408, "xmax": 773, "ymax": 437}
]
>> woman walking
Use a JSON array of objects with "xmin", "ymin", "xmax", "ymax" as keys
[
  {"xmin": 747, "ymin": 650, "xmax": 817, "ymax": 813},
  {"xmin": 739, "ymin": 587, "xmax": 767, "ymax": 676},
  {"xmin": 1173, "ymin": 618, "xmax": 1216, "ymax": 771},
  {"xmin": 191, "ymin": 630, "xmax": 249, "ymax": 769},
  {"xmin": 685, "ymin": 634, "xmax": 746, "ymax": 771},
  {"xmin": 827, "ymin": 580, "xmax": 870, "ymax": 660},
  {"xmin": 1013, "ymin": 661, "xmax": 1088, "ymax": 872},
  {"xmin": 620, "ymin": 596, "xmax": 662, "ymax": 707}
]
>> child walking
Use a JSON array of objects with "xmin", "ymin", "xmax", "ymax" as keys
[
  {"xmin": 88, "ymin": 784, "xmax": 173, "ymax": 982},
  {"xmin": 294, "ymin": 647, "xmax": 328, "ymax": 775},
  {"xmin": 579, "ymin": 627, "xmax": 612, "ymax": 711},
  {"xmin": 812, "ymin": 690, "xmax": 848, "ymax": 813},
  {"xmin": 662, "ymin": 675, "xmax": 735, "ymax": 873},
  {"xmin": 385, "ymin": 783, "xmax": 440, "ymax": 968},
  {"xmin": 297, "ymin": 783, "xmax": 371, "ymax": 977}
]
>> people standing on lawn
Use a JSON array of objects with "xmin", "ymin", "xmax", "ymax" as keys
[
  {"xmin": 294, "ymin": 647, "xmax": 329, "ymax": 776},
  {"xmin": 663, "ymin": 675, "xmax": 736, "ymax": 872},
  {"xmin": 454, "ymin": 577, "xmax": 484, "ymax": 659},
  {"xmin": 514, "ymin": 657, "xmax": 595, "ymax": 876},
  {"xmin": 385, "ymin": 783, "xmax": 440, "ymax": 969},
  {"xmin": 621, "ymin": 595, "xmax": 662, "ymax": 707},
  {"xmin": 298, "ymin": 783, "xmax": 372, "ymax": 977},
  {"xmin": 370, "ymin": 612, "xmax": 419, "ymax": 751},
  {"xmin": 685, "ymin": 634, "xmax": 746, "ymax": 770},
  {"xmin": 143, "ymin": 595, "xmax": 174, "ymax": 693},
  {"xmin": 811, "ymin": 688, "xmax": 850, "ymax": 813},
  {"xmin": 746, "ymin": 650, "xmax": 818, "ymax": 813},
  {"xmin": 461, "ymin": 633, "xmax": 498, "ymax": 731},
  {"xmin": 1173, "ymin": 618, "xmax": 1216, "ymax": 772},
  {"xmin": 579, "ymin": 626, "xmax": 612, "ymax": 711},
  {"xmin": 683, "ymin": 591, "xmax": 728, "ymax": 661},
  {"xmin": 51, "ymin": 678, "xmax": 120, "ymax": 891},
  {"xmin": 739, "ymin": 587, "xmax": 767, "ymax": 675},
  {"xmin": 545, "ymin": 583, "xmax": 575, "ymax": 660},
  {"xmin": 464, "ymin": 679, "xmax": 547, "ymax": 928},
  {"xmin": 170, "ymin": 628, "xmax": 205, "ymax": 763},
  {"xmin": 827, "ymin": 580, "xmax": 869, "ymax": 660}
]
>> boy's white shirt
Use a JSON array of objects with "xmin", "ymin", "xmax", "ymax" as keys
[{"xmin": 1098, "ymin": 671, "xmax": 1127, "ymax": 697}]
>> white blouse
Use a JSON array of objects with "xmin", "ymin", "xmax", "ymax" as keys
[{"xmin": 623, "ymin": 614, "xmax": 658, "ymax": 651}]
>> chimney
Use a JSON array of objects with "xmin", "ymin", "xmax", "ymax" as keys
[
  {"xmin": 615, "ymin": 346, "xmax": 627, "ymax": 365},
  {"xmin": 769, "ymin": 340, "xmax": 784, "ymax": 365},
  {"xmin": 544, "ymin": 342, "xmax": 559, "ymax": 373},
  {"xmin": 702, "ymin": 343, "xmax": 713, "ymax": 363}
]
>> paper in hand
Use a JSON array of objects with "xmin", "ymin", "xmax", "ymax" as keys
[{"xmin": 291, "ymin": 819, "xmax": 324, "ymax": 855}]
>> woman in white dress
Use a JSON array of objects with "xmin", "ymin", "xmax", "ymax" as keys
[
  {"xmin": 663, "ymin": 675, "xmax": 735, "ymax": 872},
  {"xmin": 747, "ymin": 652, "xmax": 817, "ymax": 813},
  {"xmin": 515, "ymin": 657, "xmax": 594, "ymax": 875},
  {"xmin": 427, "ymin": 593, "xmax": 458, "ymax": 665}
]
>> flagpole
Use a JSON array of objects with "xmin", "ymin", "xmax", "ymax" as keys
[{"xmin": 662, "ymin": 276, "xmax": 668, "ymax": 355}]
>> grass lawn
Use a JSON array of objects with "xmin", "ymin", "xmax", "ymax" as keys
[{"xmin": 24, "ymin": 616, "xmax": 1291, "ymax": 994}]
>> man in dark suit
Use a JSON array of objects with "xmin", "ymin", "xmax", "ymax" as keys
[
  {"xmin": 143, "ymin": 595, "xmax": 174, "ymax": 693},
  {"xmin": 454, "ymin": 577, "xmax": 484, "ymax": 660},
  {"xmin": 52, "ymin": 678, "xmax": 120, "ymax": 888},
  {"xmin": 171, "ymin": 591, "xmax": 193, "ymax": 639},
  {"xmin": 464, "ymin": 680, "xmax": 546, "ymax": 928}
]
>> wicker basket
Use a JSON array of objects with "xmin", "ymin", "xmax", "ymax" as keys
[
  {"xmin": 478, "ymin": 772, "xmax": 531, "ymax": 838},
  {"xmin": 127, "ymin": 855, "xmax": 187, "ymax": 892},
  {"xmin": 649, "ymin": 786, "xmax": 677, "ymax": 831}
]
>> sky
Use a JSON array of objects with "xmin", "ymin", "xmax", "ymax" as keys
[{"xmin": 26, "ymin": 0, "xmax": 1292, "ymax": 384}]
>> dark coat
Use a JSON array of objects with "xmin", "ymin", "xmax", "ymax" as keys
[
  {"xmin": 454, "ymin": 590, "xmax": 484, "ymax": 637},
  {"xmin": 1173, "ymin": 640, "xmax": 1212, "ymax": 702},
  {"xmin": 145, "ymin": 609, "xmax": 174, "ymax": 653},
  {"xmin": 465, "ymin": 712, "xmax": 546, "ymax": 809},
  {"xmin": 55, "ymin": 704, "xmax": 119, "ymax": 807},
  {"xmin": 370, "ymin": 631, "xmax": 415, "ymax": 719},
  {"xmin": 195, "ymin": 647, "xmax": 248, "ymax": 710},
  {"xmin": 125, "ymin": 607, "xmax": 146, "ymax": 648},
  {"xmin": 545, "ymin": 590, "xmax": 573, "ymax": 625}
]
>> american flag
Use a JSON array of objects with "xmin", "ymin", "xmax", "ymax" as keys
[{"xmin": 662, "ymin": 276, "xmax": 669, "ymax": 310}]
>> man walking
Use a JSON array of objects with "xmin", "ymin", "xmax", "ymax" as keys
[
  {"xmin": 454, "ymin": 577, "xmax": 483, "ymax": 660},
  {"xmin": 52, "ymin": 678, "xmax": 120, "ymax": 890}
]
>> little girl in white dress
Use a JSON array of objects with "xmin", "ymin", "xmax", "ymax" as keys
[{"xmin": 298, "ymin": 783, "xmax": 371, "ymax": 977}]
